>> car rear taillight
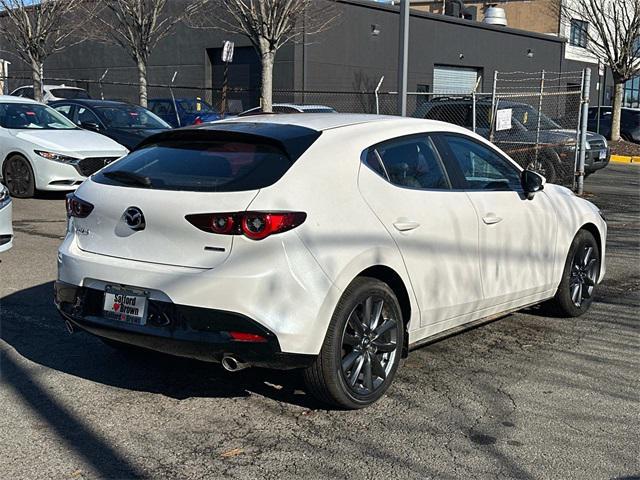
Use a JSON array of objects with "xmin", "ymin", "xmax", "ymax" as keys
[
  {"xmin": 65, "ymin": 193, "xmax": 94, "ymax": 218},
  {"xmin": 228, "ymin": 331, "xmax": 268, "ymax": 343},
  {"xmin": 186, "ymin": 211, "xmax": 306, "ymax": 240},
  {"xmin": 193, "ymin": 116, "xmax": 203, "ymax": 125}
]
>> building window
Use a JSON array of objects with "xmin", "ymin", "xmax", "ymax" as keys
[
  {"xmin": 569, "ymin": 19, "xmax": 589, "ymax": 48},
  {"xmin": 623, "ymin": 76, "xmax": 640, "ymax": 108}
]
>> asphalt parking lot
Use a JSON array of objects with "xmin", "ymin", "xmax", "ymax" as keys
[{"xmin": 1, "ymin": 164, "xmax": 638, "ymax": 480}]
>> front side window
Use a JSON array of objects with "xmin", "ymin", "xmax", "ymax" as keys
[
  {"xmin": 441, "ymin": 134, "xmax": 521, "ymax": 191},
  {"xmin": 150, "ymin": 101, "xmax": 174, "ymax": 116},
  {"xmin": 0, "ymin": 103, "xmax": 77, "ymax": 130},
  {"xmin": 95, "ymin": 106, "xmax": 169, "ymax": 129},
  {"xmin": 54, "ymin": 104, "xmax": 74, "ymax": 119},
  {"xmin": 510, "ymin": 105, "xmax": 560, "ymax": 131},
  {"xmin": 177, "ymin": 99, "xmax": 215, "ymax": 114},
  {"xmin": 77, "ymin": 107, "xmax": 101, "ymax": 126},
  {"xmin": 364, "ymin": 135, "xmax": 450, "ymax": 190},
  {"xmin": 570, "ymin": 19, "xmax": 589, "ymax": 48}
]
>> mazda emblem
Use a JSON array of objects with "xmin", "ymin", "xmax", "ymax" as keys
[{"xmin": 124, "ymin": 207, "xmax": 145, "ymax": 231}]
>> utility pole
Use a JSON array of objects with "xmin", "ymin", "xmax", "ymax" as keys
[
  {"xmin": 577, "ymin": 68, "xmax": 591, "ymax": 196},
  {"xmin": 397, "ymin": 0, "xmax": 409, "ymax": 116}
]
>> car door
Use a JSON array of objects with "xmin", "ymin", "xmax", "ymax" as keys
[
  {"xmin": 358, "ymin": 134, "xmax": 484, "ymax": 330},
  {"xmin": 435, "ymin": 133, "xmax": 558, "ymax": 308}
]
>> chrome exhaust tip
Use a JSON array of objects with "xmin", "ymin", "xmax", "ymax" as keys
[
  {"xmin": 64, "ymin": 320, "xmax": 74, "ymax": 334},
  {"xmin": 221, "ymin": 355, "xmax": 250, "ymax": 372}
]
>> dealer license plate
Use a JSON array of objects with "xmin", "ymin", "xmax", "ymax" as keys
[{"xmin": 103, "ymin": 287, "xmax": 148, "ymax": 325}]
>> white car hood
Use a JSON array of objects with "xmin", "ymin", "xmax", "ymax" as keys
[{"xmin": 12, "ymin": 129, "xmax": 128, "ymax": 157}]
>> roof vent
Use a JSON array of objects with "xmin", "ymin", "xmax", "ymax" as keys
[{"xmin": 484, "ymin": 6, "xmax": 507, "ymax": 26}]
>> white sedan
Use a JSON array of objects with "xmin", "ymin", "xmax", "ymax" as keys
[
  {"xmin": 0, "ymin": 184, "xmax": 12, "ymax": 252},
  {"xmin": 0, "ymin": 96, "xmax": 128, "ymax": 198},
  {"xmin": 55, "ymin": 114, "xmax": 606, "ymax": 408}
]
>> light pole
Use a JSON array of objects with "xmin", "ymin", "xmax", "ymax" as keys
[{"xmin": 397, "ymin": 0, "xmax": 409, "ymax": 116}]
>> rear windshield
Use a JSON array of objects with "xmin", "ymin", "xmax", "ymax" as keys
[
  {"xmin": 93, "ymin": 140, "xmax": 293, "ymax": 192},
  {"xmin": 51, "ymin": 88, "xmax": 90, "ymax": 99}
]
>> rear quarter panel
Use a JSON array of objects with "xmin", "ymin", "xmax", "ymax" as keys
[{"xmin": 247, "ymin": 124, "xmax": 422, "ymax": 334}]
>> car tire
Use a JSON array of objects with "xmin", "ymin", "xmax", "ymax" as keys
[
  {"xmin": 3, "ymin": 154, "xmax": 35, "ymax": 198},
  {"xmin": 303, "ymin": 277, "xmax": 404, "ymax": 409},
  {"xmin": 527, "ymin": 151, "xmax": 557, "ymax": 184},
  {"xmin": 548, "ymin": 230, "xmax": 600, "ymax": 317}
]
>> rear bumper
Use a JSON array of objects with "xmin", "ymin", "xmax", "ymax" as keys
[
  {"xmin": 57, "ymin": 229, "xmax": 339, "ymax": 356},
  {"xmin": 55, "ymin": 281, "xmax": 314, "ymax": 369}
]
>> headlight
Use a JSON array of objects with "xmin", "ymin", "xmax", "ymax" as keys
[
  {"xmin": 34, "ymin": 150, "xmax": 80, "ymax": 165},
  {"xmin": 0, "ymin": 185, "xmax": 11, "ymax": 209}
]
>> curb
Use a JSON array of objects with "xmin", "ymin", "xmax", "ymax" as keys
[{"xmin": 610, "ymin": 155, "xmax": 640, "ymax": 164}]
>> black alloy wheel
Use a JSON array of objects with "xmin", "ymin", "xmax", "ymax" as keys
[{"xmin": 3, "ymin": 155, "xmax": 35, "ymax": 198}]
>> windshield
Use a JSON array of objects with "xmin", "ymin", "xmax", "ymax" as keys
[
  {"xmin": 0, "ymin": 102, "xmax": 77, "ymax": 130},
  {"xmin": 178, "ymin": 99, "xmax": 215, "ymax": 114},
  {"xmin": 95, "ymin": 106, "xmax": 169, "ymax": 129},
  {"xmin": 51, "ymin": 88, "xmax": 90, "ymax": 99},
  {"xmin": 511, "ymin": 106, "xmax": 560, "ymax": 130}
]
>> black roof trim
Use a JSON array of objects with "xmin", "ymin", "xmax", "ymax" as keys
[{"xmin": 135, "ymin": 122, "xmax": 322, "ymax": 161}]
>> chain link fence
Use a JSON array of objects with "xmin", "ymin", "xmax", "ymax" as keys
[{"xmin": 1, "ymin": 69, "xmax": 590, "ymax": 189}]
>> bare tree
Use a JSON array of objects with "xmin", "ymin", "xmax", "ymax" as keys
[
  {"xmin": 211, "ymin": 0, "xmax": 340, "ymax": 112},
  {"xmin": 553, "ymin": 0, "xmax": 640, "ymax": 141},
  {"xmin": 0, "ymin": 0, "xmax": 91, "ymax": 102},
  {"xmin": 87, "ymin": 0, "xmax": 210, "ymax": 107}
]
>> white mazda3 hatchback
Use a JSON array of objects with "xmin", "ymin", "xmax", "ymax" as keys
[
  {"xmin": 55, "ymin": 114, "xmax": 606, "ymax": 408},
  {"xmin": 0, "ymin": 96, "xmax": 128, "ymax": 198}
]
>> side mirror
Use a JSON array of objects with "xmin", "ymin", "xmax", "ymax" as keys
[
  {"xmin": 521, "ymin": 169, "xmax": 545, "ymax": 200},
  {"xmin": 80, "ymin": 121, "xmax": 101, "ymax": 132}
]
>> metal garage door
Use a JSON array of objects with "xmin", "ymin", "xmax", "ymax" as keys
[{"xmin": 433, "ymin": 66, "xmax": 480, "ymax": 94}]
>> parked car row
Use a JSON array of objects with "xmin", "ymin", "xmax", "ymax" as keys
[{"xmin": 0, "ymin": 96, "xmax": 128, "ymax": 198}]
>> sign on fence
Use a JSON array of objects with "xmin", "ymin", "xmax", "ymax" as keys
[{"xmin": 495, "ymin": 108, "xmax": 512, "ymax": 131}]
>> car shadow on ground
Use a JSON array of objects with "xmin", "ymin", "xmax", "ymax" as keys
[{"xmin": 1, "ymin": 281, "xmax": 324, "ymax": 410}]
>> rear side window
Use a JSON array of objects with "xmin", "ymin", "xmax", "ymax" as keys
[
  {"xmin": 425, "ymin": 104, "xmax": 469, "ymax": 127},
  {"xmin": 93, "ymin": 140, "xmax": 294, "ymax": 192},
  {"xmin": 364, "ymin": 135, "xmax": 450, "ymax": 190},
  {"xmin": 51, "ymin": 89, "xmax": 90, "ymax": 99}
]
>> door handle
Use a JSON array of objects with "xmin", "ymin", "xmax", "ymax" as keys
[
  {"xmin": 393, "ymin": 220, "xmax": 421, "ymax": 231},
  {"xmin": 482, "ymin": 214, "xmax": 503, "ymax": 225}
]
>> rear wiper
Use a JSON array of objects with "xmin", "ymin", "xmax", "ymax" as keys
[{"xmin": 103, "ymin": 170, "xmax": 152, "ymax": 188}]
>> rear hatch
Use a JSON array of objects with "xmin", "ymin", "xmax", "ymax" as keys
[
  {"xmin": 73, "ymin": 124, "xmax": 320, "ymax": 269},
  {"xmin": 75, "ymin": 184, "xmax": 256, "ymax": 269}
]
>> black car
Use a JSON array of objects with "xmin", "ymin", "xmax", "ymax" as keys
[
  {"xmin": 413, "ymin": 97, "xmax": 610, "ymax": 182},
  {"xmin": 50, "ymin": 99, "xmax": 171, "ymax": 150},
  {"xmin": 587, "ymin": 106, "xmax": 640, "ymax": 143}
]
